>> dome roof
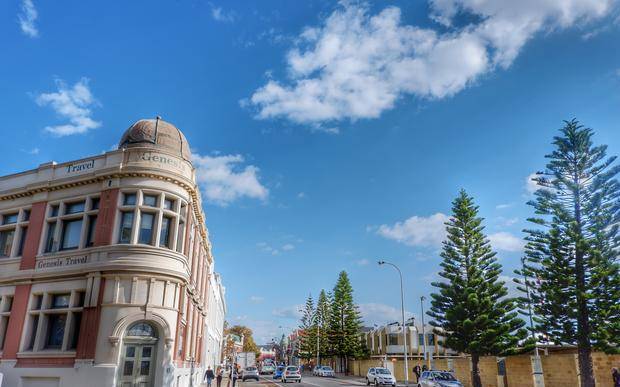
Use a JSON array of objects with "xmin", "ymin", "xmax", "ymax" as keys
[{"xmin": 119, "ymin": 117, "xmax": 191, "ymax": 161}]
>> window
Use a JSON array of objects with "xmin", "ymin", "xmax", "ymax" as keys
[
  {"xmin": 119, "ymin": 212, "xmax": 134, "ymax": 243},
  {"xmin": 22, "ymin": 209, "xmax": 30, "ymax": 221},
  {"xmin": 60, "ymin": 219, "xmax": 82, "ymax": 250},
  {"xmin": 0, "ymin": 295, "xmax": 13, "ymax": 350},
  {"xmin": 159, "ymin": 216, "xmax": 172, "ymax": 248},
  {"xmin": 90, "ymin": 197, "xmax": 100, "ymax": 210},
  {"xmin": 26, "ymin": 290, "xmax": 84, "ymax": 353},
  {"xmin": 124, "ymin": 193, "xmax": 137, "ymax": 206},
  {"xmin": 50, "ymin": 205, "xmax": 59, "ymax": 217},
  {"xmin": 0, "ymin": 230, "xmax": 14, "ymax": 257},
  {"xmin": 388, "ymin": 334, "xmax": 399, "ymax": 346},
  {"xmin": 143, "ymin": 195, "xmax": 158, "ymax": 207},
  {"xmin": 127, "ymin": 322, "xmax": 157, "ymax": 338},
  {"xmin": 138, "ymin": 213, "xmax": 155, "ymax": 245},
  {"xmin": 427, "ymin": 334, "xmax": 435, "ymax": 345},
  {"xmin": 17, "ymin": 226, "xmax": 28, "ymax": 256},
  {"xmin": 418, "ymin": 334, "xmax": 424, "ymax": 346},
  {"xmin": 164, "ymin": 198, "xmax": 175, "ymax": 210},
  {"xmin": 44, "ymin": 222, "xmax": 56, "ymax": 253},
  {"xmin": 86, "ymin": 215, "xmax": 97, "ymax": 247},
  {"xmin": 65, "ymin": 201, "xmax": 85, "ymax": 214},
  {"xmin": 2, "ymin": 213, "xmax": 18, "ymax": 225}
]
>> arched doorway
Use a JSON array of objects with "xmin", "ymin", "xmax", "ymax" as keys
[{"xmin": 118, "ymin": 321, "xmax": 159, "ymax": 387}]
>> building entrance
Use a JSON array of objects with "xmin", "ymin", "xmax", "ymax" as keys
[{"xmin": 118, "ymin": 322, "xmax": 158, "ymax": 387}]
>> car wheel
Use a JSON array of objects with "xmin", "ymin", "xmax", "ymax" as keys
[
  {"xmin": 366, "ymin": 378, "xmax": 370, "ymax": 386},
  {"xmin": 375, "ymin": 379, "xmax": 379, "ymax": 387}
]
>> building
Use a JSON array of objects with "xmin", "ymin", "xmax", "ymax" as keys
[
  {"xmin": 257, "ymin": 344, "xmax": 276, "ymax": 362},
  {"xmin": 362, "ymin": 320, "xmax": 459, "ymax": 369},
  {"xmin": 0, "ymin": 118, "xmax": 224, "ymax": 387},
  {"xmin": 203, "ymin": 272, "xmax": 226, "ymax": 369}
]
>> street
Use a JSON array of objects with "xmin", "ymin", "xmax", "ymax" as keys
[{"xmin": 228, "ymin": 375, "xmax": 369, "ymax": 387}]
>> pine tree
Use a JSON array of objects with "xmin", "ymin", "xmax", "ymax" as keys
[
  {"xmin": 298, "ymin": 294, "xmax": 318, "ymax": 362},
  {"xmin": 428, "ymin": 190, "xmax": 527, "ymax": 387},
  {"xmin": 519, "ymin": 120, "xmax": 620, "ymax": 387},
  {"xmin": 328, "ymin": 271, "xmax": 362, "ymax": 373},
  {"xmin": 316, "ymin": 289, "xmax": 331, "ymax": 361}
]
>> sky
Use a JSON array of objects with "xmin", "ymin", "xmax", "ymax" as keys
[{"xmin": 1, "ymin": 0, "xmax": 620, "ymax": 344}]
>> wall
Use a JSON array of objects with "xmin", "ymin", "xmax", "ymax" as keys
[{"xmin": 350, "ymin": 352, "xmax": 620, "ymax": 387}]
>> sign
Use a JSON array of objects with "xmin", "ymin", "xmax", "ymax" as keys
[
  {"xmin": 130, "ymin": 151, "xmax": 190, "ymax": 175},
  {"xmin": 36, "ymin": 254, "xmax": 89, "ymax": 270},
  {"xmin": 66, "ymin": 159, "xmax": 95, "ymax": 174}
]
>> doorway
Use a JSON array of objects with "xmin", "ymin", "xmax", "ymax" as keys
[{"xmin": 117, "ymin": 322, "xmax": 159, "ymax": 387}]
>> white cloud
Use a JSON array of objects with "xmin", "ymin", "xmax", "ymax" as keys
[
  {"xmin": 358, "ymin": 303, "xmax": 413, "ymax": 327},
  {"xmin": 377, "ymin": 213, "xmax": 449, "ymax": 247},
  {"xmin": 495, "ymin": 203, "xmax": 513, "ymax": 209},
  {"xmin": 488, "ymin": 231, "xmax": 524, "ymax": 252},
  {"xmin": 257, "ymin": 241, "xmax": 295, "ymax": 255},
  {"xmin": 210, "ymin": 4, "xmax": 235, "ymax": 23},
  {"xmin": 35, "ymin": 78, "xmax": 101, "ymax": 136},
  {"xmin": 250, "ymin": 295, "xmax": 265, "ymax": 304},
  {"xmin": 356, "ymin": 258, "xmax": 370, "ymax": 266},
  {"xmin": 281, "ymin": 243, "xmax": 295, "ymax": 251},
  {"xmin": 18, "ymin": 0, "xmax": 38, "ymax": 38},
  {"xmin": 249, "ymin": 1, "xmax": 614, "ymax": 125},
  {"xmin": 297, "ymin": 192, "xmax": 306, "ymax": 199},
  {"xmin": 193, "ymin": 153, "xmax": 268, "ymax": 206},
  {"xmin": 525, "ymin": 172, "xmax": 539, "ymax": 194},
  {"xmin": 272, "ymin": 305, "xmax": 303, "ymax": 319}
]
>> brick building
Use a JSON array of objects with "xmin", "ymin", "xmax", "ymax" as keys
[{"xmin": 0, "ymin": 118, "xmax": 225, "ymax": 387}]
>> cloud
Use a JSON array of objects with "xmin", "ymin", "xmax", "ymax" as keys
[
  {"xmin": 495, "ymin": 203, "xmax": 513, "ymax": 209},
  {"xmin": 193, "ymin": 153, "xmax": 268, "ymax": 206},
  {"xmin": 525, "ymin": 172, "xmax": 539, "ymax": 194},
  {"xmin": 18, "ymin": 0, "xmax": 38, "ymax": 38},
  {"xmin": 250, "ymin": 296, "xmax": 265, "ymax": 304},
  {"xmin": 257, "ymin": 241, "xmax": 295, "ymax": 255},
  {"xmin": 498, "ymin": 275, "xmax": 521, "ymax": 299},
  {"xmin": 248, "ymin": 1, "xmax": 614, "ymax": 125},
  {"xmin": 377, "ymin": 213, "xmax": 449, "ymax": 247},
  {"xmin": 272, "ymin": 305, "xmax": 303, "ymax": 319},
  {"xmin": 35, "ymin": 78, "xmax": 101, "ymax": 136},
  {"xmin": 488, "ymin": 231, "xmax": 524, "ymax": 252},
  {"xmin": 356, "ymin": 258, "xmax": 370, "ymax": 266},
  {"xmin": 297, "ymin": 192, "xmax": 306, "ymax": 199},
  {"xmin": 210, "ymin": 3, "xmax": 236, "ymax": 23},
  {"xmin": 358, "ymin": 303, "xmax": 413, "ymax": 327},
  {"xmin": 281, "ymin": 243, "xmax": 295, "ymax": 251}
]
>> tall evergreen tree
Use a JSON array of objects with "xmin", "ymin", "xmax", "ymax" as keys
[
  {"xmin": 518, "ymin": 120, "xmax": 620, "ymax": 387},
  {"xmin": 428, "ymin": 190, "xmax": 527, "ymax": 387},
  {"xmin": 298, "ymin": 294, "xmax": 317, "ymax": 362},
  {"xmin": 328, "ymin": 271, "xmax": 362, "ymax": 373},
  {"xmin": 316, "ymin": 289, "xmax": 332, "ymax": 360}
]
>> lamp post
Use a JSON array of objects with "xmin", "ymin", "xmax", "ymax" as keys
[
  {"xmin": 420, "ymin": 296, "xmax": 428, "ymax": 368},
  {"xmin": 378, "ymin": 260, "xmax": 409, "ymax": 386}
]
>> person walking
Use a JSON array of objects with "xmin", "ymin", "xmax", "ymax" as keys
[
  {"xmin": 204, "ymin": 366, "xmax": 215, "ymax": 387},
  {"xmin": 231, "ymin": 363, "xmax": 239, "ymax": 387},
  {"xmin": 612, "ymin": 367, "xmax": 620, "ymax": 387},
  {"xmin": 413, "ymin": 365, "xmax": 421, "ymax": 383},
  {"xmin": 216, "ymin": 366, "xmax": 224, "ymax": 387}
]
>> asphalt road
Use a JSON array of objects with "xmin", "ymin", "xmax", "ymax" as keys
[{"xmin": 235, "ymin": 374, "xmax": 368, "ymax": 387}]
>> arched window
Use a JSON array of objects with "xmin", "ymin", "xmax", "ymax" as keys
[{"xmin": 126, "ymin": 322, "xmax": 158, "ymax": 338}]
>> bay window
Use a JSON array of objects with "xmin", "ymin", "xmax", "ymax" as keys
[{"xmin": 43, "ymin": 196, "xmax": 100, "ymax": 253}]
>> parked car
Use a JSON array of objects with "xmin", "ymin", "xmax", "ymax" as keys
[
  {"xmin": 366, "ymin": 367, "xmax": 396, "ymax": 387},
  {"xmin": 274, "ymin": 366, "xmax": 286, "ymax": 379},
  {"xmin": 313, "ymin": 366, "xmax": 324, "ymax": 376},
  {"xmin": 418, "ymin": 371, "xmax": 463, "ymax": 387},
  {"xmin": 318, "ymin": 366, "xmax": 335, "ymax": 377},
  {"xmin": 242, "ymin": 366, "xmax": 260, "ymax": 382},
  {"xmin": 282, "ymin": 366, "xmax": 302, "ymax": 383},
  {"xmin": 261, "ymin": 364, "xmax": 275, "ymax": 375}
]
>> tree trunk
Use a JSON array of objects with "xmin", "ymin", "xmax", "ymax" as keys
[{"xmin": 471, "ymin": 353, "xmax": 482, "ymax": 387}]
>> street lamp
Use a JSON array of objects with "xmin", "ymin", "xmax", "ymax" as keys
[{"xmin": 378, "ymin": 260, "xmax": 409, "ymax": 386}]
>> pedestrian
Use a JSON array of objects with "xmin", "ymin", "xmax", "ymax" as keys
[
  {"xmin": 216, "ymin": 366, "xmax": 224, "ymax": 387},
  {"xmin": 231, "ymin": 363, "xmax": 239, "ymax": 387},
  {"xmin": 205, "ymin": 366, "xmax": 215, "ymax": 387},
  {"xmin": 613, "ymin": 367, "xmax": 620, "ymax": 387},
  {"xmin": 413, "ymin": 365, "xmax": 421, "ymax": 383},
  {"xmin": 422, "ymin": 364, "xmax": 428, "ymax": 372}
]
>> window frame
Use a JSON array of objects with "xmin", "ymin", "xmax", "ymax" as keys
[
  {"xmin": 42, "ymin": 196, "xmax": 99, "ymax": 254},
  {"xmin": 0, "ymin": 207, "xmax": 31, "ymax": 258}
]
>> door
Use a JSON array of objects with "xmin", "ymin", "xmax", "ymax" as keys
[{"xmin": 119, "ymin": 343, "xmax": 156, "ymax": 387}]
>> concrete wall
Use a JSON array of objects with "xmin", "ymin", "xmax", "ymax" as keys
[{"xmin": 349, "ymin": 352, "xmax": 620, "ymax": 387}]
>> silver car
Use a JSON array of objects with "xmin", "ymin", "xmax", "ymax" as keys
[
  {"xmin": 366, "ymin": 367, "xmax": 396, "ymax": 387},
  {"xmin": 282, "ymin": 366, "xmax": 302, "ymax": 383},
  {"xmin": 242, "ymin": 366, "xmax": 259, "ymax": 381},
  {"xmin": 418, "ymin": 371, "xmax": 462, "ymax": 387}
]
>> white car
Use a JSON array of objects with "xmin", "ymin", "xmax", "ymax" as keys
[
  {"xmin": 366, "ymin": 367, "xmax": 396, "ymax": 387},
  {"xmin": 417, "ymin": 371, "xmax": 463, "ymax": 387},
  {"xmin": 282, "ymin": 366, "xmax": 302, "ymax": 383},
  {"xmin": 242, "ymin": 366, "xmax": 259, "ymax": 382},
  {"xmin": 313, "ymin": 366, "xmax": 324, "ymax": 376},
  {"xmin": 318, "ymin": 366, "xmax": 335, "ymax": 377}
]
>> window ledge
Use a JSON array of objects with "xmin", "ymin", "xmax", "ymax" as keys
[
  {"xmin": 17, "ymin": 350, "xmax": 77, "ymax": 358},
  {"xmin": 0, "ymin": 257, "xmax": 21, "ymax": 264}
]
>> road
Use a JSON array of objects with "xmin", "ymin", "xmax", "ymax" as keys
[{"xmin": 234, "ymin": 374, "xmax": 368, "ymax": 387}]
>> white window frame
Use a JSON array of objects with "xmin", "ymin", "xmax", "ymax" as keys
[
  {"xmin": 41, "ymin": 196, "xmax": 100, "ymax": 254},
  {"xmin": 0, "ymin": 207, "xmax": 31, "ymax": 258}
]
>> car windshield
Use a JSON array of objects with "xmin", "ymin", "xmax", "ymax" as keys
[
  {"xmin": 323, "ymin": 367, "xmax": 333, "ymax": 371},
  {"xmin": 433, "ymin": 372, "xmax": 457, "ymax": 381},
  {"xmin": 246, "ymin": 367, "xmax": 257, "ymax": 371},
  {"xmin": 376, "ymin": 369, "xmax": 391, "ymax": 375},
  {"xmin": 286, "ymin": 367, "xmax": 298, "ymax": 371},
  {"xmin": 277, "ymin": 367, "xmax": 285, "ymax": 371}
]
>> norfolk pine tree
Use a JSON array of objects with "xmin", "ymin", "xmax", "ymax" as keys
[
  {"xmin": 519, "ymin": 120, "xmax": 620, "ymax": 387},
  {"xmin": 428, "ymin": 190, "xmax": 527, "ymax": 387},
  {"xmin": 329, "ymin": 271, "xmax": 362, "ymax": 373},
  {"xmin": 298, "ymin": 294, "xmax": 318, "ymax": 362},
  {"xmin": 316, "ymin": 289, "xmax": 332, "ymax": 360}
]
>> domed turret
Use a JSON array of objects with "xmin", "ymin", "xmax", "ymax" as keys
[{"xmin": 119, "ymin": 117, "xmax": 192, "ymax": 161}]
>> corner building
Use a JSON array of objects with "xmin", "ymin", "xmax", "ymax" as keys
[{"xmin": 0, "ymin": 118, "xmax": 224, "ymax": 387}]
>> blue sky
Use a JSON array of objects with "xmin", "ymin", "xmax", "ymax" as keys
[{"xmin": 2, "ymin": 0, "xmax": 620, "ymax": 343}]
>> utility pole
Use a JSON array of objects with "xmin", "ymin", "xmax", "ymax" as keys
[{"xmin": 420, "ymin": 296, "xmax": 428, "ymax": 369}]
